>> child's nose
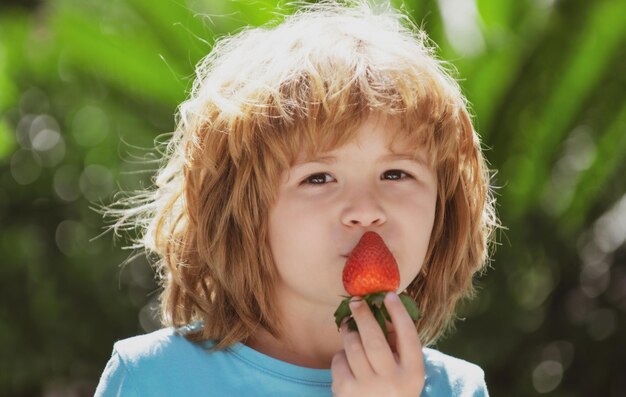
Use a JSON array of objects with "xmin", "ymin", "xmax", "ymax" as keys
[{"xmin": 340, "ymin": 190, "xmax": 387, "ymax": 227}]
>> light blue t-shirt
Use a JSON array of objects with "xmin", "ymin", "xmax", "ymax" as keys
[{"xmin": 95, "ymin": 323, "xmax": 488, "ymax": 396}]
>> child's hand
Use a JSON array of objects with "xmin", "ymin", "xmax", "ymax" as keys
[{"xmin": 331, "ymin": 292, "xmax": 425, "ymax": 397}]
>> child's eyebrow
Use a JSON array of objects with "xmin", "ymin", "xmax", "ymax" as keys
[
  {"xmin": 297, "ymin": 155, "xmax": 337, "ymax": 165},
  {"xmin": 383, "ymin": 153, "xmax": 426, "ymax": 163},
  {"xmin": 385, "ymin": 153, "xmax": 431, "ymax": 169},
  {"xmin": 295, "ymin": 153, "xmax": 427, "ymax": 167}
]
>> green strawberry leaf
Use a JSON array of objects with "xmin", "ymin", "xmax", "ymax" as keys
[
  {"xmin": 371, "ymin": 304, "xmax": 388, "ymax": 339},
  {"xmin": 333, "ymin": 297, "xmax": 352, "ymax": 329},
  {"xmin": 347, "ymin": 317, "xmax": 358, "ymax": 332},
  {"xmin": 380, "ymin": 302, "xmax": 392, "ymax": 322},
  {"xmin": 399, "ymin": 293, "xmax": 420, "ymax": 321},
  {"xmin": 367, "ymin": 292, "xmax": 386, "ymax": 305}
]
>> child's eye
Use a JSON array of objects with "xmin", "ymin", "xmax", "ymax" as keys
[
  {"xmin": 302, "ymin": 172, "xmax": 336, "ymax": 185},
  {"xmin": 382, "ymin": 169, "xmax": 411, "ymax": 181}
]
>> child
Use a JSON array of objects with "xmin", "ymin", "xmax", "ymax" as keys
[{"xmin": 95, "ymin": 0, "xmax": 499, "ymax": 396}]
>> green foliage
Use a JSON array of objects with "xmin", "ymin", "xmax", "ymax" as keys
[{"xmin": 1, "ymin": 0, "xmax": 624, "ymax": 396}]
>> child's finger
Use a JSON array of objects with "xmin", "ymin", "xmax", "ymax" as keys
[
  {"xmin": 348, "ymin": 299, "xmax": 396, "ymax": 374},
  {"xmin": 330, "ymin": 350, "xmax": 355, "ymax": 392},
  {"xmin": 384, "ymin": 292, "xmax": 424, "ymax": 372},
  {"xmin": 340, "ymin": 321, "xmax": 375, "ymax": 378}
]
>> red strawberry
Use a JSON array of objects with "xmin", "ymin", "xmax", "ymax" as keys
[
  {"xmin": 333, "ymin": 231, "xmax": 420, "ymax": 338},
  {"xmin": 342, "ymin": 231, "xmax": 400, "ymax": 296}
]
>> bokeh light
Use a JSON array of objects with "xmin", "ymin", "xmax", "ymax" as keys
[{"xmin": 532, "ymin": 360, "xmax": 564, "ymax": 393}]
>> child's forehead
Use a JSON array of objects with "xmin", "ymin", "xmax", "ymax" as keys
[{"xmin": 292, "ymin": 115, "xmax": 426, "ymax": 164}]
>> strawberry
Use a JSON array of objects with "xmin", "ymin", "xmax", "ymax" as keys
[
  {"xmin": 342, "ymin": 231, "xmax": 400, "ymax": 295},
  {"xmin": 333, "ymin": 231, "xmax": 420, "ymax": 338}
]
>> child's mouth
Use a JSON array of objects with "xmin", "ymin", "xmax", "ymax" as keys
[{"xmin": 333, "ymin": 231, "xmax": 420, "ymax": 338}]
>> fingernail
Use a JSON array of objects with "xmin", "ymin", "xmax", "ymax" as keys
[
  {"xmin": 349, "ymin": 300, "xmax": 362, "ymax": 310},
  {"xmin": 386, "ymin": 292, "xmax": 399, "ymax": 302}
]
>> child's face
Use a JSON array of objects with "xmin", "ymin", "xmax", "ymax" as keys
[{"xmin": 268, "ymin": 115, "xmax": 438, "ymax": 307}]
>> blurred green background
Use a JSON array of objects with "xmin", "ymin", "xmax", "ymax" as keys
[{"xmin": 1, "ymin": 0, "xmax": 625, "ymax": 395}]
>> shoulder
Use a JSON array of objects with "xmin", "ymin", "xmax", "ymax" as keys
[
  {"xmin": 422, "ymin": 348, "xmax": 488, "ymax": 397},
  {"xmin": 95, "ymin": 326, "xmax": 211, "ymax": 396},
  {"xmin": 113, "ymin": 326, "xmax": 201, "ymax": 371},
  {"xmin": 422, "ymin": 347, "xmax": 485, "ymax": 379},
  {"xmin": 114, "ymin": 327, "xmax": 182, "ymax": 360}
]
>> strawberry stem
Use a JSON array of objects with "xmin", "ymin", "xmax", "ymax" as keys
[{"xmin": 333, "ymin": 291, "xmax": 420, "ymax": 339}]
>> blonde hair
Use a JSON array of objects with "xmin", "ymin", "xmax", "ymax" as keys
[{"xmin": 108, "ymin": 0, "xmax": 499, "ymax": 348}]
